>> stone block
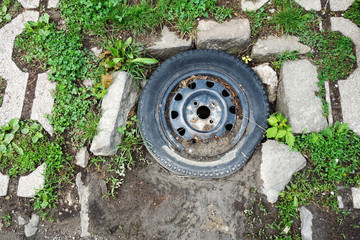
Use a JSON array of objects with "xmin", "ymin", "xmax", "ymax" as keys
[
  {"xmin": 252, "ymin": 63, "xmax": 278, "ymax": 103},
  {"xmin": 261, "ymin": 140, "xmax": 306, "ymax": 203},
  {"xmin": 276, "ymin": 59, "xmax": 328, "ymax": 134},
  {"xmin": 300, "ymin": 206, "xmax": 313, "ymax": 240},
  {"xmin": 90, "ymin": 71, "xmax": 138, "ymax": 156},
  {"xmin": 147, "ymin": 26, "xmax": 192, "ymax": 60},
  {"xmin": 241, "ymin": 0, "xmax": 269, "ymax": 11},
  {"xmin": 251, "ymin": 35, "xmax": 311, "ymax": 62},
  {"xmin": 294, "ymin": 0, "xmax": 321, "ymax": 11},
  {"xmin": 0, "ymin": 172, "xmax": 9, "ymax": 196},
  {"xmin": 17, "ymin": 163, "xmax": 46, "ymax": 198},
  {"xmin": 196, "ymin": 19, "xmax": 250, "ymax": 54},
  {"xmin": 30, "ymin": 72, "xmax": 56, "ymax": 135}
]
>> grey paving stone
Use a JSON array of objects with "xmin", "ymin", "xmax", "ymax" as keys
[
  {"xmin": 330, "ymin": 0, "xmax": 355, "ymax": 11},
  {"xmin": 47, "ymin": 0, "xmax": 60, "ymax": 8},
  {"xmin": 0, "ymin": 11, "xmax": 39, "ymax": 127},
  {"xmin": 24, "ymin": 214, "xmax": 40, "ymax": 237},
  {"xmin": 261, "ymin": 140, "xmax": 306, "ymax": 203},
  {"xmin": 17, "ymin": 163, "xmax": 46, "ymax": 198},
  {"xmin": 351, "ymin": 187, "xmax": 360, "ymax": 209},
  {"xmin": 147, "ymin": 26, "xmax": 192, "ymax": 60},
  {"xmin": 294, "ymin": 0, "xmax": 321, "ymax": 11},
  {"xmin": 276, "ymin": 59, "xmax": 328, "ymax": 134},
  {"xmin": 76, "ymin": 147, "xmax": 89, "ymax": 168},
  {"xmin": 331, "ymin": 17, "xmax": 360, "ymax": 65},
  {"xmin": 90, "ymin": 46, "xmax": 103, "ymax": 58},
  {"xmin": 324, "ymin": 81, "xmax": 333, "ymax": 125},
  {"xmin": 18, "ymin": 0, "xmax": 40, "ymax": 8},
  {"xmin": 90, "ymin": 71, "xmax": 138, "ymax": 156},
  {"xmin": 30, "ymin": 72, "xmax": 56, "ymax": 135},
  {"xmin": 241, "ymin": 0, "xmax": 269, "ymax": 11},
  {"xmin": 0, "ymin": 172, "xmax": 10, "ymax": 196},
  {"xmin": 252, "ymin": 63, "xmax": 278, "ymax": 103},
  {"xmin": 196, "ymin": 19, "xmax": 250, "ymax": 54},
  {"xmin": 18, "ymin": 215, "xmax": 27, "ymax": 226},
  {"xmin": 76, "ymin": 172, "xmax": 90, "ymax": 237},
  {"xmin": 251, "ymin": 35, "xmax": 311, "ymax": 62},
  {"xmin": 337, "ymin": 196, "xmax": 344, "ymax": 209},
  {"xmin": 300, "ymin": 206, "xmax": 313, "ymax": 240},
  {"xmin": 338, "ymin": 69, "xmax": 360, "ymax": 135}
]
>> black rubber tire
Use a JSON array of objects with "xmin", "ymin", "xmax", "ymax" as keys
[{"xmin": 138, "ymin": 50, "xmax": 269, "ymax": 178}]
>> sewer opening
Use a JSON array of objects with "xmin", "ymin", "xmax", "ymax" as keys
[{"xmin": 197, "ymin": 106, "xmax": 211, "ymax": 119}]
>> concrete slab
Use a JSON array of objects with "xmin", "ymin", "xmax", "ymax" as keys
[
  {"xmin": 147, "ymin": 26, "xmax": 192, "ymax": 61},
  {"xmin": 330, "ymin": 0, "xmax": 355, "ymax": 11},
  {"xmin": 30, "ymin": 72, "xmax": 56, "ymax": 135},
  {"xmin": 251, "ymin": 35, "xmax": 311, "ymax": 62},
  {"xmin": 90, "ymin": 71, "xmax": 138, "ymax": 156},
  {"xmin": 0, "ymin": 11, "xmax": 39, "ymax": 127},
  {"xmin": 196, "ymin": 19, "xmax": 250, "ymax": 54},
  {"xmin": 338, "ymin": 69, "xmax": 360, "ymax": 135},
  {"xmin": 276, "ymin": 59, "xmax": 328, "ymax": 134},
  {"xmin": 261, "ymin": 140, "xmax": 306, "ymax": 203},
  {"xmin": 0, "ymin": 172, "xmax": 10, "ymax": 196},
  {"xmin": 294, "ymin": 0, "xmax": 321, "ymax": 11},
  {"xmin": 17, "ymin": 163, "xmax": 46, "ymax": 198},
  {"xmin": 241, "ymin": 0, "xmax": 269, "ymax": 11}
]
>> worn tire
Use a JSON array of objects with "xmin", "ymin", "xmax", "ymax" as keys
[{"xmin": 138, "ymin": 50, "xmax": 269, "ymax": 178}]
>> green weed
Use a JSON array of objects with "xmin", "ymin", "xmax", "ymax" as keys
[
  {"xmin": 0, "ymin": 119, "xmax": 74, "ymax": 215},
  {"xmin": 2, "ymin": 214, "xmax": 11, "ymax": 226},
  {"xmin": 60, "ymin": 0, "xmax": 233, "ymax": 35},
  {"xmin": 14, "ymin": 14, "xmax": 102, "ymax": 145},
  {"xmin": 273, "ymin": 50, "xmax": 300, "ymax": 69},
  {"xmin": 271, "ymin": 122, "xmax": 360, "ymax": 238},
  {"xmin": 266, "ymin": 113, "xmax": 295, "ymax": 148},
  {"xmin": 0, "ymin": 0, "xmax": 21, "ymax": 28},
  {"xmin": 344, "ymin": 0, "xmax": 360, "ymax": 27},
  {"xmin": 100, "ymin": 37, "xmax": 158, "ymax": 85}
]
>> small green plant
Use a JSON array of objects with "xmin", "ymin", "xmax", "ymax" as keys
[
  {"xmin": 344, "ymin": 0, "xmax": 360, "ymax": 27},
  {"xmin": 273, "ymin": 50, "xmax": 299, "ymax": 69},
  {"xmin": 100, "ymin": 37, "xmax": 158, "ymax": 86},
  {"xmin": 24, "ymin": 13, "xmax": 51, "ymax": 37},
  {"xmin": 266, "ymin": 113, "xmax": 295, "ymax": 148},
  {"xmin": 2, "ymin": 214, "xmax": 11, "ymax": 226},
  {"xmin": 0, "ymin": 118, "xmax": 21, "ymax": 159},
  {"xmin": 271, "ymin": 1, "xmax": 317, "ymax": 35},
  {"xmin": 0, "ymin": 0, "xmax": 21, "ymax": 27}
]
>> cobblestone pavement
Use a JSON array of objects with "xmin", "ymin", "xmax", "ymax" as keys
[{"xmin": 0, "ymin": 0, "xmax": 359, "ymax": 239}]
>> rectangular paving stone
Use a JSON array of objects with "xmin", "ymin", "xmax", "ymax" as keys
[
  {"xmin": 276, "ymin": 59, "xmax": 328, "ymax": 133},
  {"xmin": 0, "ymin": 173, "xmax": 10, "ymax": 196},
  {"xmin": 30, "ymin": 72, "xmax": 56, "ymax": 135}
]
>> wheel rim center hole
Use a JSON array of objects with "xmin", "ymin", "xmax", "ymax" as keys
[{"xmin": 197, "ymin": 106, "xmax": 211, "ymax": 119}]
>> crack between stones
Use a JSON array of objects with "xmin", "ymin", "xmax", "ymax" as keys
[
  {"xmin": 320, "ymin": 0, "xmax": 344, "ymax": 123},
  {"xmin": 21, "ymin": 71, "xmax": 38, "ymax": 120}
]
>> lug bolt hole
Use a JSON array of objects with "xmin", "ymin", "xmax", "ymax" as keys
[
  {"xmin": 171, "ymin": 111, "xmax": 178, "ymax": 119},
  {"xmin": 177, "ymin": 128, "xmax": 186, "ymax": 136},
  {"xmin": 194, "ymin": 101, "xmax": 198, "ymax": 106},
  {"xmin": 188, "ymin": 82, "xmax": 196, "ymax": 89},
  {"xmin": 222, "ymin": 89, "xmax": 230, "ymax": 97},
  {"xmin": 175, "ymin": 93, "xmax": 183, "ymax": 101},
  {"xmin": 229, "ymin": 105, "xmax": 236, "ymax": 114},
  {"xmin": 206, "ymin": 81, "xmax": 214, "ymax": 88},
  {"xmin": 225, "ymin": 124, "xmax": 233, "ymax": 131},
  {"xmin": 209, "ymin": 119, "xmax": 214, "ymax": 124}
]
